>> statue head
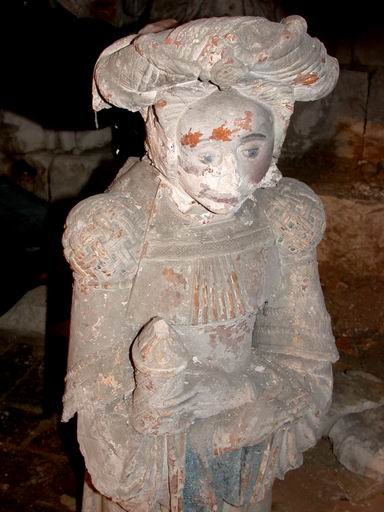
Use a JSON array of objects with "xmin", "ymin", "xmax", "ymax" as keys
[
  {"xmin": 92, "ymin": 15, "xmax": 339, "ymax": 213},
  {"xmin": 175, "ymin": 90, "xmax": 274, "ymax": 214},
  {"xmin": 143, "ymin": 79, "xmax": 295, "ymax": 213}
]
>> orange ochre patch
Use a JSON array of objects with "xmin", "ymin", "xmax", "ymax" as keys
[
  {"xmin": 155, "ymin": 99, "xmax": 167, "ymax": 109},
  {"xmin": 294, "ymin": 71, "xmax": 319, "ymax": 86},
  {"xmin": 234, "ymin": 111, "xmax": 252, "ymax": 131},
  {"xmin": 180, "ymin": 129, "xmax": 203, "ymax": 148},
  {"xmin": 210, "ymin": 124, "xmax": 233, "ymax": 141}
]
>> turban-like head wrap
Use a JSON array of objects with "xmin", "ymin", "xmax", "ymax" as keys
[{"xmin": 92, "ymin": 15, "xmax": 339, "ymax": 187}]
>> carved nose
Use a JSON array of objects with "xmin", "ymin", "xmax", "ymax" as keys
[
  {"xmin": 222, "ymin": 152, "xmax": 245, "ymax": 188},
  {"xmin": 222, "ymin": 152, "xmax": 238, "ymax": 177}
]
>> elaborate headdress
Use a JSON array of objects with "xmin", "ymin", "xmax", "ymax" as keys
[{"xmin": 92, "ymin": 15, "xmax": 338, "ymax": 186}]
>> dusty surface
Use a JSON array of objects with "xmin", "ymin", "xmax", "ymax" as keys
[
  {"xmin": 1, "ymin": 328, "xmax": 384, "ymax": 511},
  {"xmin": 0, "ymin": 13, "xmax": 383, "ymax": 512},
  {"xmin": 273, "ymin": 439, "xmax": 384, "ymax": 512},
  {"xmin": 2, "ymin": 124, "xmax": 384, "ymax": 512}
]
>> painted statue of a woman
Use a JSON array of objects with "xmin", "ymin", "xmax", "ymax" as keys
[{"xmin": 62, "ymin": 15, "xmax": 339, "ymax": 512}]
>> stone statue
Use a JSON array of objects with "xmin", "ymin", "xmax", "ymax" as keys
[{"xmin": 62, "ymin": 15, "xmax": 339, "ymax": 512}]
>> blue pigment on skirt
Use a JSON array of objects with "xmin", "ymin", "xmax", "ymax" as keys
[{"xmin": 183, "ymin": 438, "xmax": 268, "ymax": 511}]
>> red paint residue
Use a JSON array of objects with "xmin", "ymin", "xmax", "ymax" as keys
[
  {"xmin": 225, "ymin": 33, "xmax": 237, "ymax": 43},
  {"xmin": 211, "ymin": 35, "xmax": 220, "ymax": 46},
  {"xmin": 257, "ymin": 51, "xmax": 268, "ymax": 63},
  {"xmin": 162, "ymin": 267, "xmax": 186, "ymax": 287},
  {"xmin": 164, "ymin": 37, "xmax": 182, "ymax": 47},
  {"xmin": 180, "ymin": 129, "xmax": 202, "ymax": 148},
  {"xmin": 210, "ymin": 124, "xmax": 232, "ymax": 142},
  {"xmin": 234, "ymin": 111, "xmax": 252, "ymax": 131},
  {"xmin": 134, "ymin": 43, "xmax": 145, "ymax": 57},
  {"xmin": 155, "ymin": 99, "xmax": 167, "ymax": 109},
  {"xmin": 294, "ymin": 71, "xmax": 319, "ymax": 86}
]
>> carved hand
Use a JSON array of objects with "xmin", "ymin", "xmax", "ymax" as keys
[{"xmin": 160, "ymin": 366, "xmax": 255, "ymax": 422}]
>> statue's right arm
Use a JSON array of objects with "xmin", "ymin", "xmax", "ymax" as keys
[
  {"xmin": 62, "ymin": 191, "xmax": 164, "ymax": 505},
  {"xmin": 62, "ymin": 192, "xmax": 142, "ymax": 421}
]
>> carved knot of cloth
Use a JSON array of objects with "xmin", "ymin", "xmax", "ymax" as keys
[
  {"xmin": 63, "ymin": 194, "xmax": 139, "ymax": 285},
  {"xmin": 263, "ymin": 178, "xmax": 326, "ymax": 260}
]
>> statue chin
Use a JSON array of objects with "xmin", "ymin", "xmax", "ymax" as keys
[{"xmin": 195, "ymin": 197, "xmax": 243, "ymax": 216}]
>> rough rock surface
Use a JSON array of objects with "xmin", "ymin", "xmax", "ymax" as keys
[
  {"xmin": 18, "ymin": 149, "xmax": 114, "ymax": 201},
  {"xmin": 329, "ymin": 406, "xmax": 384, "ymax": 482},
  {"xmin": 0, "ymin": 110, "xmax": 112, "ymax": 155},
  {"xmin": 282, "ymin": 69, "xmax": 368, "ymax": 161},
  {"xmin": 321, "ymin": 370, "xmax": 384, "ymax": 434},
  {"xmin": 49, "ymin": 150, "xmax": 114, "ymax": 201},
  {"xmin": 0, "ymin": 286, "xmax": 47, "ymax": 337},
  {"xmin": 318, "ymin": 195, "xmax": 384, "ymax": 279},
  {"xmin": 363, "ymin": 69, "xmax": 384, "ymax": 165}
]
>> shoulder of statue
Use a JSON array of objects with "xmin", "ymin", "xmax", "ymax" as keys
[
  {"xmin": 260, "ymin": 177, "xmax": 326, "ymax": 260},
  {"xmin": 63, "ymin": 176, "xmax": 158, "ymax": 287},
  {"xmin": 108, "ymin": 157, "xmax": 159, "ymax": 195}
]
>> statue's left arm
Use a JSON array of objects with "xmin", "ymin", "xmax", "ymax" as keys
[{"xmin": 212, "ymin": 179, "xmax": 338, "ymax": 474}]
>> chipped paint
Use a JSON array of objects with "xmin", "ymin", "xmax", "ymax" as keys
[
  {"xmin": 234, "ymin": 110, "xmax": 253, "ymax": 132},
  {"xmin": 163, "ymin": 267, "xmax": 187, "ymax": 287},
  {"xmin": 164, "ymin": 36, "xmax": 182, "ymax": 47},
  {"xmin": 180, "ymin": 129, "xmax": 203, "ymax": 148},
  {"xmin": 224, "ymin": 32, "xmax": 237, "ymax": 43},
  {"xmin": 294, "ymin": 71, "xmax": 319, "ymax": 86},
  {"xmin": 211, "ymin": 35, "xmax": 220, "ymax": 46},
  {"xmin": 69, "ymin": 14, "xmax": 339, "ymax": 510},
  {"xmin": 155, "ymin": 99, "xmax": 167, "ymax": 109},
  {"xmin": 210, "ymin": 123, "xmax": 233, "ymax": 141}
]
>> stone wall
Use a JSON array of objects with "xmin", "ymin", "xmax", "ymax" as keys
[{"xmin": 0, "ymin": 110, "xmax": 113, "ymax": 202}]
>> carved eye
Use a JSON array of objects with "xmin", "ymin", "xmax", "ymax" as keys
[
  {"xmin": 199, "ymin": 153, "xmax": 214, "ymax": 164},
  {"xmin": 241, "ymin": 148, "xmax": 259, "ymax": 159}
]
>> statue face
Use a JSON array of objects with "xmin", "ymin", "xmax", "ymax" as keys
[{"xmin": 176, "ymin": 91, "xmax": 274, "ymax": 214}]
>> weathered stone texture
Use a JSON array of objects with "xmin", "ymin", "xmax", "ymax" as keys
[
  {"xmin": 0, "ymin": 286, "xmax": 47, "ymax": 337},
  {"xmin": 0, "ymin": 111, "xmax": 112, "ymax": 155},
  {"xmin": 0, "ymin": 111, "xmax": 55, "ymax": 154},
  {"xmin": 49, "ymin": 149, "xmax": 114, "ymax": 201},
  {"xmin": 283, "ymin": 70, "xmax": 368, "ymax": 161},
  {"xmin": 330, "ymin": 406, "xmax": 384, "ymax": 482},
  {"xmin": 322, "ymin": 371, "xmax": 384, "ymax": 435},
  {"xmin": 0, "ymin": 109, "xmax": 113, "ymax": 202},
  {"xmin": 318, "ymin": 194, "xmax": 384, "ymax": 277},
  {"xmin": 363, "ymin": 69, "xmax": 384, "ymax": 164},
  {"xmin": 22, "ymin": 152, "xmax": 52, "ymax": 201},
  {"xmin": 318, "ymin": 194, "xmax": 384, "ymax": 337},
  {"xmin": 66, "ymin": 15, "xmax": 340, "ymax": 511},
  {"xmin": 15, "ymin": 149, "xmax": 114, "ymax": 202}
]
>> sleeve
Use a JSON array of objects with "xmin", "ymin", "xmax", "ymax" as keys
[
  {"xmin": 253, "ymin": 177, "xmax": 339, "ymax": 478},
  {"xmin": 62, "ymin": 192, "xmax": 170, "ymax": 506},
  {"xmin": 254, "ymin": 178, "xmax": 338, "ymax": 363},
  {"xmin": 62, "ymin": 192, "xmax": 143, "ymax": 422}
]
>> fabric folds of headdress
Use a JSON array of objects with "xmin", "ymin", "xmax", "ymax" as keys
[{"xmin": 92, "ymin": 15, "xmax": 339, "ymax": 113}]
